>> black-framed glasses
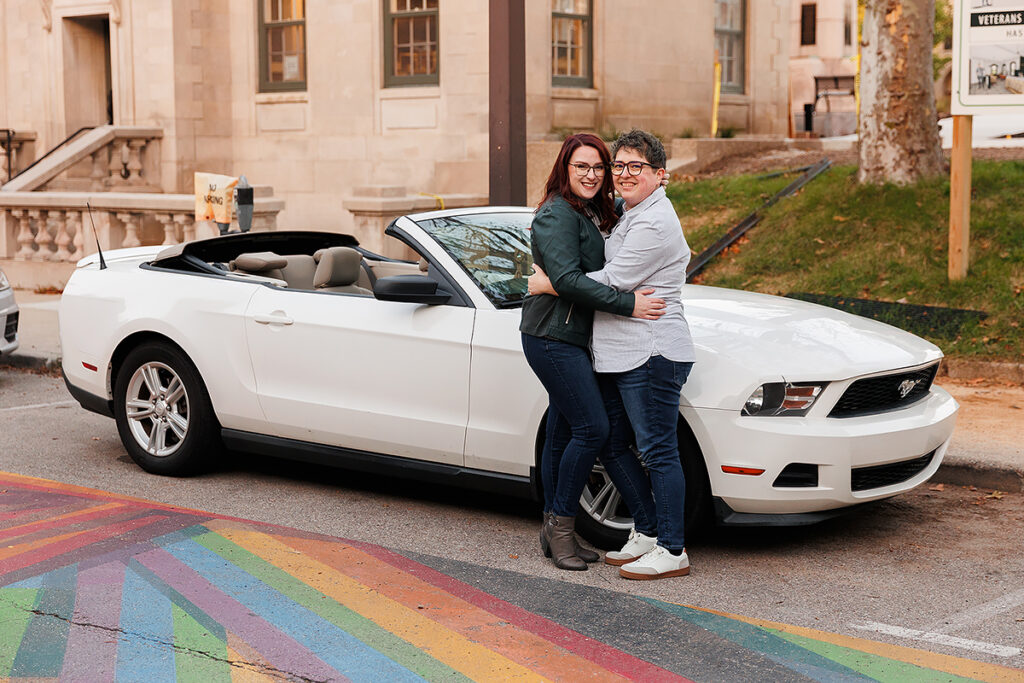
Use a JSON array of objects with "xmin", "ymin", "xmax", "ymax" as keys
[
  {"xmin": 568, "ymin": 162, "xmax": 607, "ymax": 178},
  {"xmin": 611, "ymin": 161, "xmax": 659, "ymax": 176}
]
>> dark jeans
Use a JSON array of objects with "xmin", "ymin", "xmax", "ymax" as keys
[
  {"xmin": 598, "ymin": 356, "xmax": 693, "ymax": 551},
  {"xmin": 521, "ymin": 333, "xmax": 609, "ymax": 517}
]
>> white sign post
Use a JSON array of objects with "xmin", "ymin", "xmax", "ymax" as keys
[{"xmin": 950, "ymin": 1, "xmax": 1024, "ymax": 279}]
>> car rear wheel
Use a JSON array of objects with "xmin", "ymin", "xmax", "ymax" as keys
[
  {"xmin": 575, "ymin": 424, "xmax": 712, "ymax": 550},
  {"xmin": 113, "ymin": 342, "xmax": 220, "ymax": 476}
]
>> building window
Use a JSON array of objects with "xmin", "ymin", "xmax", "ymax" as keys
[
  {"xmin": 384, "ymin": 0, "xmax": 439, "ymax": 87},
  {"xmin": 715, "ymin": 0, "xmax": 745, "ymax": 94},
  {"xmin": 552, "ymin": 0, "xmax": 592, "ymax": 88},
  {"xmin": 258, "ymin": 0, "xmax": 307, "ymax": 92},
  {"xmin": 800, "ymin": 3, "xmax": 817, "ymax": 46}
]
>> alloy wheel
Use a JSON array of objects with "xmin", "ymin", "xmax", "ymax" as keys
[
  {"xmin": 579, "ymin": 462, "xmax": 634, "ymax": 531},
  {"xmin": 124, "ymin": 361, "xmax": 189, "ymax": 457}
]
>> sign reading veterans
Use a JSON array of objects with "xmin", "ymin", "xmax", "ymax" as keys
[{"xmin": 953, "ymin": 0, "xmax": 1024, "ymax": 113}]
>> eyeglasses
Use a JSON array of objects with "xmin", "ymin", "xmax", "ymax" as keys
[
  {"xmin": 568, "ymin": 162, "xmax": 607, "ymax": 178},
  {"xmin": 611, "ymin": 161, "xmax": 660, "ymax": 176}
]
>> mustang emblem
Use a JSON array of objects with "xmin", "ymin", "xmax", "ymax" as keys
[{"xmin": 898, "ymin": 379, "xmax": 921, "ymax": 398}]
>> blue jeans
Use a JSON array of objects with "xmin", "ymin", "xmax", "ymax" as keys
[
  {"xmin": 522, "ymin": 333, "xmax": 609, "ymax": 517},
  {"xmin": 598, "ymin": 356, "xmax": 693, "ymax": 551}
]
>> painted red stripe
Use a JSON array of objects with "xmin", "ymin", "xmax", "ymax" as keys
[
  {"xmin": 0, "ymin": 503, "xmax": 130, "ymax": 542},
  {"xmin": 346, "ymin": 539, "xmax": 691, "ymax": 683},
  {"xmin": 0, "ymin": 514, "xmax": 169, "ymax": 575}
]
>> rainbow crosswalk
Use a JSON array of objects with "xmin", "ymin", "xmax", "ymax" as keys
[{"xmin": 0, "ymin": 471, "xmax": 1020, "ymax": 682}]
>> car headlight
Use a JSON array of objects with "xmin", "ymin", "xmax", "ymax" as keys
[
  {"xmin": 742, "ymin": 382, "xmax": 827, "ymax": 417},
  {"xmin": 0, "ymin": 269, "xmax": 9, "ymax": 291}
]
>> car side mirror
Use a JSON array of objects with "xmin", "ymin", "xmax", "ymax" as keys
[{"xmin": 372, "ymin": 274, "xmax": 451, "ymax": 305}]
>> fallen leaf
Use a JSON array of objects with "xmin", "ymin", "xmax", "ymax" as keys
[
  {"xmin": 508, "ymin": 554, "xmax": 519, "ymax": 559},
  {"xmin": 897, "ymin": 297, "xmax": 908, "ymax": 304},
  {"xmin": 929, "ymin": 483, "xmax": 945, "ymax": 491},
  {"xmin": 814, "ymin": 237, "xmax": 825, "ymax": 244},
  {"xmin": 986, "ymin": 491, "xmax": 1004, "ymax": 499},
  {"xmin": 833, "ymin": 215, "xmax": 848, "ymax": 222}
]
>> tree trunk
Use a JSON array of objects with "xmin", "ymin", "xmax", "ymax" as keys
[{"xmin": 858, "ymin": 0, "xmax": 944, "ymax": 184}]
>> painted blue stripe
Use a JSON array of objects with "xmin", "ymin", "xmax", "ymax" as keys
[
  {"xmin": 10, "ymin": 564, "xmax": 76, "ymax": 677},
  {"xmin": 116, "ymin": 563, "xmax": 176, "ymax": 682},
  {"xmin": 4, "ymin": 575, "xmax": 45, "ymax": 589},
  {"xmin": 161, "ymin": 534, "xmax": 424, "ymax": 683}
]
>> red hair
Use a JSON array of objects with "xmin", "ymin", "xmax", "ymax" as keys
[{"xmin": 540, "ymin": 133, "xmax": 616, "ymax": 233}]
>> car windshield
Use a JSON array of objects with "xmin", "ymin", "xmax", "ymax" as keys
[{"xmin": 415, "ymin": 212, "xmax": 534, "ymax": 308}]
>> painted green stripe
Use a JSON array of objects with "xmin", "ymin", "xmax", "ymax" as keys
[
  {"xmin": 0, "ymin": 588, "xmax": 39, "ymax": 676},
  {"xmin": 641, "ymin": 598, "xmax": 871, "ymax": 680},
  {"xmin": 172, "ymin": 603, "xmax": 231, "ymax": 682},
  {"xmin": 194, "ymin": 530, "xmax": 471, "ymax": 683},
  {"xmin": 12, "ymin": 564, "xmax": 77, "ymax": 677},
  {"xmin": 769, "ymin": 628, "xmax": 983, "ymax": 683}
]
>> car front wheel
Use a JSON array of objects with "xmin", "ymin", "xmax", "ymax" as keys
[
  {"xmin": 575, "ymin": 425, "xmax": 711, "ymax": 550},
  {"xmin": 113, "ymin": 342, "xmax": 220, "ymax": 476}
]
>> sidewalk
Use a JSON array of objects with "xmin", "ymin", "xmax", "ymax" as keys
[
  {"xmin": 2, "ymin": 290, "xmax": 1022, "ymax": 492},
  {"xmin": 2, "ymin": 471, "xmax": 1019, "ymax": 681}
]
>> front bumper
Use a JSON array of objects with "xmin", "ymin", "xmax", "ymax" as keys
[
  {"xmin": 0, "ymin": 289, "xmax": 18, "ymax": 356},
  {"xmin": 686, "ymin": 385, "xmax": 959, "ymax": 515}
]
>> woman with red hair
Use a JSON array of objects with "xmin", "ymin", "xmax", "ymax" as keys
[{"xmin": 520, "ymin": 133, "xmax": 664, "ymax": 571}]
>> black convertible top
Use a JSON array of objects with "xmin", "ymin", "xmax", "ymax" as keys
[{"xmin": 152, "ymin": 231, "xmax": 361, "ymax": 267}]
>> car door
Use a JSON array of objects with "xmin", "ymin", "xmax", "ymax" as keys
[{"xmin": 243, "ymin": 286, "xmax": 474, "ymax": 465}]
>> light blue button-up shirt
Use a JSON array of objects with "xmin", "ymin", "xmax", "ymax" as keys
[{"xmin": 587, "ymin": 186, "xmax": 696, "ymax": 373}]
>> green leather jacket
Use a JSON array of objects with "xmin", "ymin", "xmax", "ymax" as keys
[{"xmin": 519, "ymin": 195, "xmax": 634, "ymax": 347}]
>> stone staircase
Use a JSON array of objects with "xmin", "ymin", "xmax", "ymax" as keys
[{"xmin": 0, "ymin": 126, "xmax": 284, "ymax": 290}]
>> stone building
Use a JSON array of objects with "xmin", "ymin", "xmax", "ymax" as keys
[
  {"xmin": 1, "ymin": 0, "xmax": 791, "ymax": 245},
  {"xmin": 789, "ymin": 0, "xmax": 858, "ymax": 137}
]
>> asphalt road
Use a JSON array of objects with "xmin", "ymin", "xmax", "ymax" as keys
[{"xmin": 1, "ymin": 367, "xmax": 1022, "ymax": 672}]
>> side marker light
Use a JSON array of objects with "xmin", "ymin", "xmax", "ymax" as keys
[
  {"xmin": 721, "ymin": 466, "xmax": 765, "ymax": 476},
  {"xmin": 83, "ymin": 362, "xmax": 98, "ymax": 372}
]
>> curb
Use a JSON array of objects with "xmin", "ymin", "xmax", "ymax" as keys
[
  {"xmin": 940, "ymin": 358, "xmax": 1024, "ymax": 385},
  {"xmin": 934, "ymin": 460, "xmax": 1024, "ymax": 493},
  {"xmin": 0, "ymin": 352, "xmax": 61, "ymax": 373}
]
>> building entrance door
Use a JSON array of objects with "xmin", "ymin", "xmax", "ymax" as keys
[{"xmin": 62, "ymin": 15, "xmax": 112, "ymax": 134}]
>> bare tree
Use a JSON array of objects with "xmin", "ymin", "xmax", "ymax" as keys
[{"xmin": 858, "ymin": 0, "xmax": 944, "ymax": 184}]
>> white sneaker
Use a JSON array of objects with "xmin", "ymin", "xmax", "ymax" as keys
[
  {"xmin": 604, "ymin": 528, "xmax": 658, "ymax": 566},
  {"xmin": 619, "ymin": 545, "xmax": 690, "ymax": 580}
]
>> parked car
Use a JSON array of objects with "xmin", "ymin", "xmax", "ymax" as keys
[
  {"xmin": 59, "ymin": 208, "xmax": 958, "ymax": 547},
  {"xmin": 0, "ymin": 267, "xmax": 18, "ymax": 357}
]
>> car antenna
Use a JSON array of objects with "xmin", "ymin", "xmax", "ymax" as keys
[{"xmin": 85, "ymin": 201, "xmax": 108, "ymax": 270}]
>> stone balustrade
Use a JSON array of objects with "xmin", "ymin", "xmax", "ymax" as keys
[
  {"xmin": 0, "ymin": 131, "xmax": 37, "ymax": 184},
  {"xmin": 0, "ymin": 191, "xmax": 285, "ymax": 265},
  {"xmin": 1, "ymin": 126, "xmax": 163, "ymax": 194}
]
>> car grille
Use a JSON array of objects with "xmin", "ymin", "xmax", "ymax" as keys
[
  {"xmin": 828, "ymin": 363, "xmax": 939, "ymax": 418},
  {"xmin": 3, "ymin": 311, "xmax": 16, "ymax": 343},
  {"xmin": 851, "ymin": 451, "xmax": 935, "ymax": 492}
]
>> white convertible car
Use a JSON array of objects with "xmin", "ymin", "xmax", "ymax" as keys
[{"xmin": 60, "ymin": 207, "xmax": 958, "ymax": 547}]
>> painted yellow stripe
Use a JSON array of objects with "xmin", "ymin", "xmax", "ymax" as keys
[
  {"xmin": 0, "ymin": 502, "xmax": 127, "ymax": 539},
  {"xmin": 0, "ymin": 527, "xmax": 92, "ymax": 561},
  {"xmin": 226, "ymin": 634, "xmax": 288, "ymax": 683},
  {"xmin": 208, "ymin": 522, "xmax": 550, "ymax": 683},
  {"xmin": 688, "ymin": 604, "xmax": 1024, "ymax": 683}
]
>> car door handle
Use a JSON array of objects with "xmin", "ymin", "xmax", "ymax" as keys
[{"xmin": 254, "ymin": 314, "xmax": 294, "ymax": 326}]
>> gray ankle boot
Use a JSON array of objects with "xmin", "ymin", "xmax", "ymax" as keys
[{"xmin": 546, "ymin": 515, "xmax": 588, "ymax": 571}]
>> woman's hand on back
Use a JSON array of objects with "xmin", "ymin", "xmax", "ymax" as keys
[
  {"xmin": 632, "ymin": 289, "xmax": 666, "ymax": 319},
  {"xmin": 528, "ymin": 264, "xmax": 557, "ymax": 296}
]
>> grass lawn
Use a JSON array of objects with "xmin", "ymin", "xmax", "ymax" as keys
[{"xmin": 667, "ymin": 161, "xmax": 1024, "ymax": 362}]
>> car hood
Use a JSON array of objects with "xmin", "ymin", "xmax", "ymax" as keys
[{"xmin": 681, "ymin": 285, "xmax": 943, "ymax": 382}]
